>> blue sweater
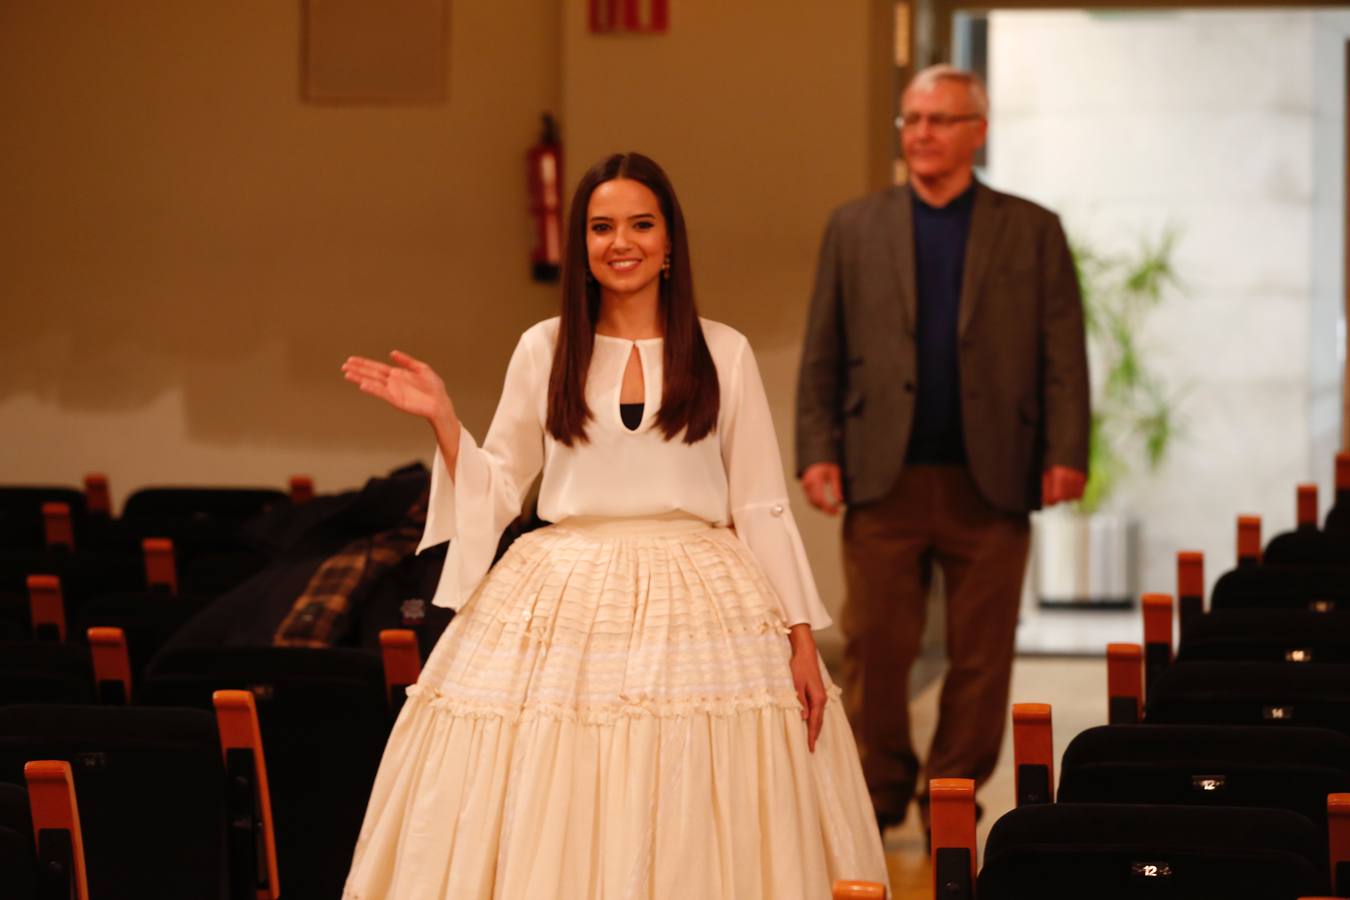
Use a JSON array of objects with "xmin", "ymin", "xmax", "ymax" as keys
[{"xmin": 906, "ymin": 181, "xmax": 976, "ymax": 464}]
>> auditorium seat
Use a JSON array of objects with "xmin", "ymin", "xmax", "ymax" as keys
[
  {"xmin": 978, "ymin": 802, "xmax": 1328, "ymax": 899},
  {"xmin": 141, "ymin": 645, "xmax": 389, "ymax": 900},
  {"xmin": 0, "ymin": 706, "xmax": 226, "ymax": 898},
  {"xmin": 1199, "ymin": 514, "xmax": 1350, "ymax": 615},
  {"xmin": 1178, "ymin": 609, "xmax": 1350, "ymax": 664},
  {"xmin": 1106, "ymin": 642, "xmax": 1144, "ymax": 724},
  {"xmin": 936, "ymin": 770, "xmax": 1332, "ymax": 900},
  {"xmin": 0, "ymin": 487, "xmax": 88, "ymax": 551},
  {"xmin": 1265, "ymin": 528, "xmax": 1350, "ymax": 567},
  {"xmin": 1147, "ymin": 661, "xmax": 1350, "ymax": 735},
  {"xmin": 1322, "ymin": 452, "xmax": 1350, "ymax": 537},
  {"xmin": 0, "ymin": 642, "xmax": 95, "ymax": 705},
  {"xmin": 24, "ymin": 760, "xmax": 89, "ymax": 900},
  {"xmin": 1209, "ymin": 565, "xmax": 1350, "ymax": 613},
  {"xmin": 1058, "ymin": 724, "xmax": 1350, "ymax": 838},
  {"xmin": 0, "ymin": 692, "xmax": 278, "ymax": 900},
  {"xmin": 120, "ymin": 486, "xmax": 286, "ymax": 560},
  {"xmin": 378, "ymin": 628, "xmax": 421, "ymax": 718},
  {"xmin": 119, "ymin": 486, "xmax": 284, "ymax": 595},
  {"xmin": 0, "ymin": 781, "xmax": 36, "ymax": 900},
  {"xmin": 74, "ymin": 590, "xmax": 209, "ymax": 678},
  {"xmin": 1264, "ymin": 483, "xmax": 1350, "ymax": 567},
  {"xmin": 0, "ymin": 544, "xmax": 145, "ymax": 625},
  {"xmin": 1013, "ymin": 700, "xmax": 1350, "ymax": 837},
  {"xmin": 73, "ymin": 539, "xmax": 211, "ymax": 678},
  {"xmin": 121, "ymin": 486, "xmax": 287, "ymax": 523}
]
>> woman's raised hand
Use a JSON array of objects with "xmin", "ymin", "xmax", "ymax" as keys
[{"xmin": 342, "ymin": 350, "xmax": 454, "ymax": 426}]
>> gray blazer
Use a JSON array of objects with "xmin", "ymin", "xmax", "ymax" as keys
[{"xmin": 794, "ymin": 182, "xmax": 1090, "ymax": 514}]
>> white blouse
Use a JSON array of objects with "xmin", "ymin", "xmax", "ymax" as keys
[{"xmin": 418, "ymin": 317, "xmax": 832, "ymax": 630}]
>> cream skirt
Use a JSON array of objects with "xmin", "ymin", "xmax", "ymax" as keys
[{"xmin": 342, "ymin": 513, "xmax": 888, "ymax": 899}]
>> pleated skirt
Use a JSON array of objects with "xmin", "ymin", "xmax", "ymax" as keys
[{"xmin": 342, "ymin": 513, "xmax": 889, "ymax": 900}]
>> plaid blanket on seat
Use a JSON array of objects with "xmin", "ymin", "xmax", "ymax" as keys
[{"xmin": 272, "ymin": 494, "xmax": 427, "ymax": 647}]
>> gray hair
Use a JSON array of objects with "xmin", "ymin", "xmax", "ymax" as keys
[{"xmin": 904, "ymin": 64, "xmax": 989, "ymax": 118}]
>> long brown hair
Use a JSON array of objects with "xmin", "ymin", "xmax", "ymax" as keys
[{"xmin": 547, "ymin": 153, "xmax": 719, "ymax": 446}]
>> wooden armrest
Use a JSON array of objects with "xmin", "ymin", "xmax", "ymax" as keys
[
  {"xmin": 379, "ymin": 629, "xmax": 422, "ymax": 714},
  {"xmin": 88, "ymin": 627, "xmax": 132, "ymax": 705},
  {"xmin": 142, "ymin": 537, "xmax": 178, "ymax": 594},
  {"xmin": 832, "ymin": 881, "xmax": 886, "ymax": 899},
  {"xmin": 43, "ymin": 502, "xmax": 74, "ymax": 552},
  {"xmin": 1298, "ymin": 484, "xmax": 1319, "ymax": 529},
  {"xmin": 1330, "ymin": 793, "xmax": 1350, "ymax": 895},
  {"xmin": 214, "ymin": 690, "xmax": 280, "ymax": 899},
  {"xmin": 1176, "ymin": 551, "xmax": 1204, "ymax": 643},
  {"xmin": 28, "ymin": 574, "xmax": 65, "ymax": 642},
  {"xmin": 25, "ymin": 760, "xmax": 89, "ymax": 900},
  {"xmin": 1142, "ymin": 593, "xmax": 1174, "ymax": 700},
  {"xmin": 289, "ymin": 476, "xmax": 314, "ymax": 505},
  {"xmin": 1012, "ymin": 702, "xmax": 1054, "ymax": 806},
  {"xmin": 84, "ymin": 473, "xmax": 111, "ymax": 518},
  {"xmin": 1107, "ymin": 643, "xmax": 1143, "ymax": 724},
  {"xmin": 1237, "ymin": 515, "xmax": 1262, "ymax": 566},
  {"xmin": 931, "ymin": 778, "xmax": 977, "ymax": 900}
]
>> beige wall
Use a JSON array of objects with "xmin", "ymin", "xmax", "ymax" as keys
[
  {"xmin": 1, "ymin": 0, "xmax": 561, "ymax": 496},
  {"xmin": 2, "ymin": 1, "xmax": 884, "ymax": 641}
]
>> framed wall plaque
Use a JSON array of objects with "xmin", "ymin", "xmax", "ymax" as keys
[{"xmin": 303, "ymin": 0, "xmax": 447, "ymax": 103}]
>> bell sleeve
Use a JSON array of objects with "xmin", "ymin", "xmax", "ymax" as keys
[
  {"xmin": 419, "ymin": 331, "xmax": 545, "ymax": 609},
  {"xmin": 722, "ymin": 337, "xmax": 834, "ymax": 630}
]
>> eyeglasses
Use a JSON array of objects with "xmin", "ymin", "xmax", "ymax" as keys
[{"xmin": 897, "ymin": 112, "xmax": 984, "ymax": 129}]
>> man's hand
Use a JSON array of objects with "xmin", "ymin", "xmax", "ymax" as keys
[
  {"xmin": 800, "ymin": 462, "xmax": 844, "ymax": 515},
  {"xmin": 1042, "ymin": 466, "xmax": 1087, "ymax": 506}
]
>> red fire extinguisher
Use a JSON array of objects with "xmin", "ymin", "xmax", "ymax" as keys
[{"xmin": 528, "ymin": 114, "xmax": 562, "ymax": 282}]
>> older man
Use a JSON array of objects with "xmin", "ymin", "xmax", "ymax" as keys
[{"xmin": 795, "ymin": 64, "xmax": 1089, "ymax": 832}]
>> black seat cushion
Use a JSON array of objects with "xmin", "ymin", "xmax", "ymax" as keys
[
  {"xmin": 0, "ymin": 487, "xmax": 87, "ymax": 551},
  {"xmin": 979, "ymin": 802, "xmax": 1327, "ymax": 899},
  {"xmin": 0, "ymin": 643, "xmax": 94, "ymax": 706},
  {"xmin": 0, "ymin": 824, "xmax": 36, "ymax": 900},
  {"xmin": 142, "ymin": 646, "xmax": 390, "ymax": 900},
  {"xmin": 121, "ymin": 487, "xmax": 286, "ymax": 524},
  {"xmin": 1178, "ymin": 609, "xmax": 1350, "ymax": 664},
  {"xmin": 0, "ymin": 548, "xmax": 144, "ymax": 619},
  {"xmin": 0, "ymin": 705, "xmax": 227, "ymax": 900},
  {"xmin": 1148, "ymin": 661, "xmax": 1350, "ymax": 736},
  {"xmin": 0, "ymin": 781, "xmax": 33, "ymax": 835},
  {"xmin": 1265, "ymin": 528, "xmax": 1350, "ymax": 567},
  {"xmin": 1059, "ymin": 724, "xmax": 1350, "ymax": 831},
  {"xmin": 1210, "ymin": 564, "xmax": 1350, "ymax": 613}
]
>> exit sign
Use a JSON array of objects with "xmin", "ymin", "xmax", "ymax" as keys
[{"xmin": 590, "ymin": 0, "xmax": 668, "ymax": 34}]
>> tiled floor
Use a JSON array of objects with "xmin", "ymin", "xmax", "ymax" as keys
[
  {"xmin": 879, "ymin": 655, "xmax": 1107, "ymax": 899},
  {"xmin": 1015, "ymin": 606, "xmax": 1141, "ymax": 657}
]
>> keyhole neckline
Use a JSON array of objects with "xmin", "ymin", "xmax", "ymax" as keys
[{"xmin": 594, "ymin": 332, "xmax": 664, "ymax": 346}]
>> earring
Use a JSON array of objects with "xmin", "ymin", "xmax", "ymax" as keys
[{"xmin": 661, "ymin": 256, "xmax": 671, "ymax": 280}]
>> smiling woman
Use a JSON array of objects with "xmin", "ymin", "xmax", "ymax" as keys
[
  {"xmin": 549, "ymin": 153, "xmax": 721, "ymax": 447},
  {"xmin": 338, "ymin": 152, "xmax": 889, "ymax": 899},
  {"xmin": 586, "ymin": 182, "xmax": 665, "ymax": 287}
]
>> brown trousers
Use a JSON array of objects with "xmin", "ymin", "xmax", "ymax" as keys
[{"xmin": 840, "ymin": 464, "xmax": 1030, "ymax": 820}]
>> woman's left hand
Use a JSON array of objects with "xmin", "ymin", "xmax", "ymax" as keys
[{"xmin": 788, "ymin": 624, "xmax": 827, "ymax": 752}]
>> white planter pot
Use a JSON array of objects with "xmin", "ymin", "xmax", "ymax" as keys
[{"xmin": 1035, "ymin": 508, "xmax": 1137, "ymax": 608}]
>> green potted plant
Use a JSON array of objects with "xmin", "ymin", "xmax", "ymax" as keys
[{"xmin": 1037, "ymin": 228, "xmax": 1182, "ymax": 608}]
